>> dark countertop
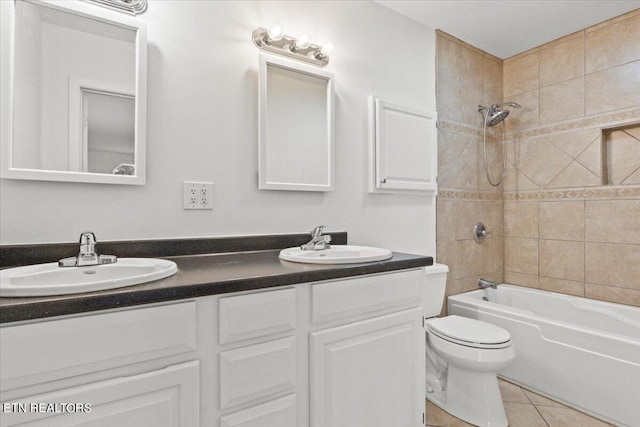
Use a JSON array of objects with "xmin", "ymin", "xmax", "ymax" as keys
[{"xmin": 0, "ymin": 249, "xmax": 432, "ymax": 324}]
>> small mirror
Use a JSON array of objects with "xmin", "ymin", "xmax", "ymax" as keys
[
  {"xmin": 258, "ymin": 54, "xmax": 334, "ymax": 191},
  {"xmin": 1, "ymin": 0, "xmax": 147, "ymax": 184}
]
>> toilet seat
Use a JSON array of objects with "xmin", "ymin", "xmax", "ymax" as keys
[{"xmin": 427, "ymin": 315, "xmax": 511, "ymax": 349}]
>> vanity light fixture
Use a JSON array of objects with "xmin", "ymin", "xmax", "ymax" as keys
[
  {"xmin": 252, "ymin": 25, "xmax": 332, "ymax": 67},
  {"xmin": 83, "ymin": 0, "xmax": 147, "ymax": 15}
]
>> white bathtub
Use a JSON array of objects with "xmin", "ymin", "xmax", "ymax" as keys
[{"xmin": 448, "ymin": 284, "xmax": 640, "ymax": 427}]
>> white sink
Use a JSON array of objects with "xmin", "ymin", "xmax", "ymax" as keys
[
  {"xmin": 0, "ymin": 258, "xmax": 178, "ymax": 297},
  {"xmin": 279, "ymin": 245, "xmax": 392, "ymax": 264}
]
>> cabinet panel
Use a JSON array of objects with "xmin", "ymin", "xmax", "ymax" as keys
[
  {"xmin": 368, "ymin": 96, "xmax": 437, "ymax": 195},
  {"xmin": 219, "ymin": 288, "xmax": 296, "ymax": 344},
  {"xmin": 220, "ymin": 394, "xmax": 296, "ymax": 427},
  {"xmin": 219, "ymin": 337, "xmax": 296, "ymax": 409},
  {"xmin": 0, "ymin": 302, "xmax": 197, "ymax": 391},
  {"xmin": 0, "ymin": 361, "xmax": 199, "ymax": 427},
  {"xmin": 310, "ymin": 308, "xmax": 424, "ymax": 427},
  {"xmin": 311, "ymin": 270, "xmax": 422, "ymax": 324}
]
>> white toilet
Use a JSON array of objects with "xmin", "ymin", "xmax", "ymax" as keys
[{"xmin": 423, "ymin": 264, "xmax": 515, "ymax": 427}]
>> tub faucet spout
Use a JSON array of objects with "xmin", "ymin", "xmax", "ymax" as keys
[{"xmin": 478, "ymin": 278, "xmax": 497, "ymax": 289}]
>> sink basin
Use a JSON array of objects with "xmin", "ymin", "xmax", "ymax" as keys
[
  {"xmin": 279, "ymin": 245, "xmax": 392, "ymax": 264},
  {"xmin": 0, "ymin": 258, "xmax": 178, "ymax": 297}
]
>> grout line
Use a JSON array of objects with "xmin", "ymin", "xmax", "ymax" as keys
[
  {"xmin": 583, "ymin": 33, "xmax": 586, "ymax": 119},
  {"xmin": 542, "ymin": 157, "xmax": 576, "ymax": 189},
  {"xmin": 621, "ymin": 128, "xmax": 640, "ymax": 143},
  {"xmin": 583, "ymin": 197, "xmax": 587, "ymax": 296},
  {"xmin": 533, "ymin": 403, "xmax": 552, "ymax": 427},
  {"xmin": 620, "ymin": 164, "xmax": 640, "ymax": 184}
]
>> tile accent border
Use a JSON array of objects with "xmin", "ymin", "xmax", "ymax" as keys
[
  {"xmin": 438, "ymin": 189, "xmax": 503, "ymax": 201},
  {"xmin": 438, "ymin": 188, "xmax": 503, "ymax": 201},
  {"xmin": 441, "ymin": 185, "xmax": 640, "ymax": 201},
  {"xmin": 437, "ymin": 119, "xmax": 483, "ymax": 137},
  {"xmin": 504, "ymin": 185, "xmax": 640, "ymax": 200}
]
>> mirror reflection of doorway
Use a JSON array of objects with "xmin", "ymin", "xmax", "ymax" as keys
[{"xmin": 82, "ymin": 90, "xmax": 135, "ymax": 174}]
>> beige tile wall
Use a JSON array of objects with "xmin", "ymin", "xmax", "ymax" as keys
[
  {"xmin": 502, "ymin": 9, "xmax": 640, "ymax": 307},
  {"xmin": 435, "ymin": 31, "xmax": 504, "ymax": 315},
  {"xmin": 437, "ymin": 9, "xmax": 640, "ymax": 309}
]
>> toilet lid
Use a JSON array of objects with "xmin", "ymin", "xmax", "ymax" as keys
[{"xmin": 427, "ymin": 315, "xmax": 511, "ymax": 348}]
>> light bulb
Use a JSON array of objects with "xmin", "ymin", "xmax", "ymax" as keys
[
  {"xmin": 295, "ymin": 33, "xmax": 311, "ymax": 50},
  {"xmin": 320, "ymin": 42, "xmax": 334, "ymax": 56},
  {"xmin": 267, "ymin": 25, "xmax": 284, "ymax": 42}
]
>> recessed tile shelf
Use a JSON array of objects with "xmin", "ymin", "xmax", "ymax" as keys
[{"xmin": 601, "ymin": 122, "xmax": 640, "ymax": 186}]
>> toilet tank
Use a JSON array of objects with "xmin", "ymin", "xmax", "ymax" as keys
[{"xmin": 423, "ymin": 263, "xmax": 449, "ymax": 317}]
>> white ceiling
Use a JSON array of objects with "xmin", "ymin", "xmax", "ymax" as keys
[{"xmin": 375, "ymin": 0, "xmax": 640, "ymax": 59}]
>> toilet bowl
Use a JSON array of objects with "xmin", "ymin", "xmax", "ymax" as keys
[{"xmin": 423, "ymin": 264, "xmax": 515, "ymax": 427}]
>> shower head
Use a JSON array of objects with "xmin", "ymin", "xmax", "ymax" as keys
[
  {"xmin": 486, "ymin": 108, "xmax": 509, "ymax": 126},
  {"xmin": 478, "ymin": 101, "xmax": 521, "ymax": 127}
]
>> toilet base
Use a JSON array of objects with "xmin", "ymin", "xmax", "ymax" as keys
[{"xmin": 426, "ymin": 366, "xmax": 508, "ymax": 427}]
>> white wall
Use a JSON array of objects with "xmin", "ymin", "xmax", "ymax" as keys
[
  {"xmin": 11, "ymin": 0, "xmax": 42, "ymax": 169},
  {"xmin": 0, "ymin": 1, "xmax": 437, "ymax": 256}
]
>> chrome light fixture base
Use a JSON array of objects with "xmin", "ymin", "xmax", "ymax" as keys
[
  {"xmin": 83, "ymin": 0, "xmax": 147, "ymax": 15},
  {"xmin": 252, "ymin": 28, "xmax": 329, "ymax": 67}
]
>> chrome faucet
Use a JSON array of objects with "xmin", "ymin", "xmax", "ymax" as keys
[
  {"xmin": 478, "ymin": 278, "xmax": 497, "ymax": 289},
  {"xmin": 301, "ymin": 225, "xmax": 332, "ymax": 251},
  {"xmin": 59, "ymin": 232, "xmax": 117, "ymax": 267}
]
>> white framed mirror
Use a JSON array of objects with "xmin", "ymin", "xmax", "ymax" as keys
[
  {"xmin": 0, "ymin": 0, "xmax": 147, "ymax": 185},
  {"xmin": 258, "ymin": 54, "xmax": 334, "ymax": 192}
]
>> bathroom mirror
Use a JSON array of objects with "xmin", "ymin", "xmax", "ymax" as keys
[
  {"xmin": 258, "ymin": 54, "xmax": 334, "ymax": 191},
  {"xmin": 0, "ymin": 0, "xmax": 147, "ymax": 184}
]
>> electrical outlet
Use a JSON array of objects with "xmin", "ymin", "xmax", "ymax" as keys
[
  {"xmin": 184, "ymin": 182, "xmax": 213, "ymax": 210},
  {"xmin": 199, "ymin": 185, "xmax": 212, "ymax": 208}
]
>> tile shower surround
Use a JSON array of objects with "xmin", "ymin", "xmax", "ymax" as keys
[
  {"xmin": 436, "ymin": 9, "xmax": 640, "ymax": 310},
  {"xmin": 435, "ymin": 30, "xmax": 505, "ymax": 315}
]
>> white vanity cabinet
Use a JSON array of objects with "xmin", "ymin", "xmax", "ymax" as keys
[
  {"xmin": 309, "ymin": 270, "xmax": 425, "ymax": 427},
  {"xmin": 0, "ymin": 268, "xmax": 426, "ymax": 427},
  {"xmin": 0, "ymin": 302, "xmax": 200, "ymax": 426}
]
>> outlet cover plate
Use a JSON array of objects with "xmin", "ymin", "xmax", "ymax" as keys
[{"xmin": 184, "ymin": 181, "xmax": 213, "ymax": 210}]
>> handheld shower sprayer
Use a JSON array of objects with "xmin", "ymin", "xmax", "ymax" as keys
[{"xmin": 477, "ymin": 101, "xmax": 522, "ymax": 186}]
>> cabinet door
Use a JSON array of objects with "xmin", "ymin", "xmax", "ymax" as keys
[
  {"xmin": 220, "ymin": 394, "xmax": 296, "ymax": 427},
  {"xmin": 368, "ymin": 96, "xmax": 437, "ymax": 196},
  {"xmin": 310, "ymin": 308, "xmax": 424, "ymax": 427},
  {"xmin": 1, "ymin": 361, "xmax": 199, "ymax": 427},
  {"xmin": 1, "ymin": 301, "xmax": 196, "ymax": 392},
  {"xmin": 219, "ymin": 337, "xmax": 296, "ymax": 409}
]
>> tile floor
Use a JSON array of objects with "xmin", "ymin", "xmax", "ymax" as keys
[{"xmin": 425, "ymin": 378, "xmax": 615, "ymax": 427}]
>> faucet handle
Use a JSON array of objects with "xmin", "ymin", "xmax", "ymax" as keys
[
  {"xmin": 310, "ymin": 225, "xmax": 325, "ymax": 238},
  {"xmin": 79, "ymin": 231, "xmax": 96, "ymax": 244},
  {"xmin": 473, "ymin": 222, "xmax": 491, "ymax": 244},
  {"xmin": 79, "ymin": 231, "xmax": 97, "ymax": 255}
]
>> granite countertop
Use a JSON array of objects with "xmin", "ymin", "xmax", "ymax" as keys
[{"xmin": 0, "ymin": 249, "xmax": 432, "ymax": 324}]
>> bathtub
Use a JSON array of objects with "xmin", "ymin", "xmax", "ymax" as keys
[{"xmin": 448, "ymin": 284, "xmax": 640, "ymax": 427}]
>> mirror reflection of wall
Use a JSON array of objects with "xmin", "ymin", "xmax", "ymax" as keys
[{"xmin": 12, "ymin": 0, "xmax": 136, "ymax": 173}]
